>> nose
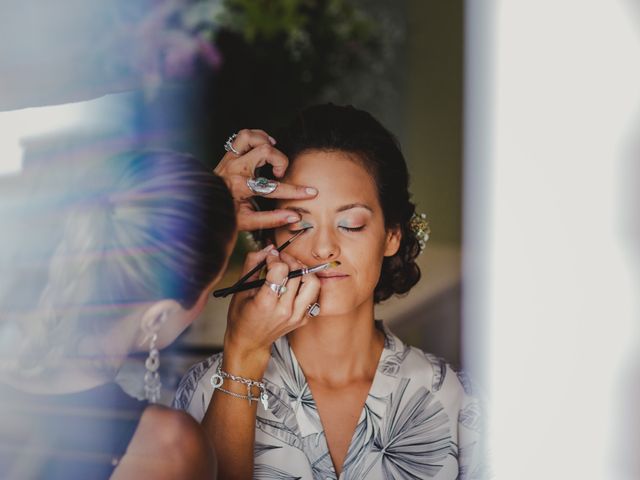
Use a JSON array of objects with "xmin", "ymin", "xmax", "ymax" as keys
[{"xmin": 310, "ymin": 226, "xmax": 340, "ymax": 261}]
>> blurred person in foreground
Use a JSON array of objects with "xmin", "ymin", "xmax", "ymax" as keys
[
  {"xmin": 0, "ymin": 151, "xmax": 236, "ymax": 479},
  {"xmin": 0, "ymin": 134, "xmax": 318, "ymax": 479}
]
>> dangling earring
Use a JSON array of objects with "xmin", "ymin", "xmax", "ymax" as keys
[{"xmin": 141, "ymin": 312, "xmax": 165, "ymax": 403}]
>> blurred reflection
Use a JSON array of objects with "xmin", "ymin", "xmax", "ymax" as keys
[
  {"xmin": 0, "ymin": 151, "xmax": 235, "ymax": 478},
  {"xmin": 0, "ymin": 0, "xmax": 221, "ymax": 110},
  {"xmin": 465, "ymin": 1, "xmax": 640, "ymax": 478}
]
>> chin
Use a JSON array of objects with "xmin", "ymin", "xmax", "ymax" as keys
[{"xmin": 314, "ymin": 290, "xmax": 362, "ymax": 317}]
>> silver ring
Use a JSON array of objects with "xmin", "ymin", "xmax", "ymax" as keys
[
  {"xmin": 306, "ymin": 302, "xmax": 320, "ymax": 317},
  {"xmin": 265, "ymin": 278, "xmax": 288, "ymax": 298},
  {"xmin": 247, "ymin": 177, "xmax": 278, "ymax": 196},
  {"xmin": 224, "ymin": 133, "xmax": 241, "ymax": 155}
]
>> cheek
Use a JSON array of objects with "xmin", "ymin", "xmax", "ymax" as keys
[
  {"xmin": 273, "ymin": 230, "xmax": 311, "ymax": 261},
  {"xmin": 344, "ymin": 235, "xmax": 386, "ymax": 280}
]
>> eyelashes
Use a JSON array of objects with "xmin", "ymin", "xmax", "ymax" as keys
[
  {"xmin": 287, "ymin": 225, "xmax": 366, "ymax": 233},
  {"xmin": 288, "ymin": 223, "xmax": 313, "ymax": 234},
  {"xmin": 339, "ymin": 225, "xmax": 365, "ymax": 232},
  {"xmin": 288, "ymin": 226, "xmax": 313, "ymax": 234}
]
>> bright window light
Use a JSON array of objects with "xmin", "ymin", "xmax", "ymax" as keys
[
  {"xmin": 465, "ymin": 1, "xmax": 640, "ymax": 478},
  {"xmin": 0, "ymin": 102, "xmax": 88, "ymax": 176}
]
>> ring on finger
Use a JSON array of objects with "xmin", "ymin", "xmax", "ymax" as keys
[
  {"xmin": 265, "ymin": 278, "xmax": 288, "ymax": 298},
  {"xmin": 224, "ymin": 133, "xmax": 241, "ymax": 155},
  {"xmin": 277, "ymin": 277, "xmax": 289, "ymax": 297},
  {"xmin": 247, "ymin": 177, "xmax": 278, "ymax": 196},
  {"xmin": 306, "ymin": 302, "xmax": 320, "ymax": 317}
]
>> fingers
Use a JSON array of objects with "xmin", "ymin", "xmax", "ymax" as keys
[
  {"xmin": 226, "ymin": 174, "xmax": 257, "ymax": 201},
  {"xmin": 222, "ymin": 132, "xmax": 287, "ymax": 178},
  {"xmin": 276, "ymin": 252, "xmax": 302, "ymax": 305},
  {"xmin": 262, "ymin": 181, "xmax": 318, "ymax": 201},
  {"xmin": 239, "ymin": 246, "xmax": 273, "ymax": 280},
  {"xmin": 215, "ymin": 129, "xmax": 279, "ymax": 178},
  {"xmin": 275, "ymin": 252, "xmax": 321, "ymax": 332},
  {"xmin": 239, "ymin": 143, "xmax": 289, "ymax": 178},
  {"xmin": 291, "ymin": 269, "xmax": 321, "ymax": 324},
  {"xmin": 254, "ymin": 251, "xmax": 290, "ymax": 308},
  {"xmin": 232, "ymin": 246, "xmax": 273, "ymax": 301},
  {"xmin": 231, "ymin": 129, "xmax": 276, "ymax": 156},
  {"xmin": 227, "ymin": 174, "xmax": 318, "ymax": 202},
  {"xmin": 236, "ymin": 203, "xmax": 301, "ymax": 232}
]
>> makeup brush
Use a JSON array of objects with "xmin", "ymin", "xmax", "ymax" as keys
[
  {"xmin": 213, "ymin": 261, "xmax": 340, "ymax": 298},
  {"xmin": 212, "ymin": 227, "xmax": 310, "ymax": 298}
]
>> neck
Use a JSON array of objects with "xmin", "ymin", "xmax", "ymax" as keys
[{"xmin": 287, "ymin": 298, "xmax": 384, "ymax": 386}]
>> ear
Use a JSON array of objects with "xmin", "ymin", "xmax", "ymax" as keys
[
  {"xmin": 383, "ymin": 225, "xmax": 402, "ymax": 257},
  {"xmin": 138, "ymin": 299, "xmax": 181, "ymax": 348}
]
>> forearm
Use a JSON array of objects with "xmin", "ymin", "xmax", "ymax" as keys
[
  {"xmin": 202, "ymin": 248, "xmax": 319, "ymax": 478},
  {"xmin": 201, "ymin": 347, "xmax": 270, "ymax": 480}
]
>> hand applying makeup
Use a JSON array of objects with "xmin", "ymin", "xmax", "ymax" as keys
[
  {"xmin": 202, "ymin": 246, "xmax": 321, "ymax": 480},
  {"xmin": 213, "ymin": 248, "xmax": 321, "ymax": 395},
  {"xmin": 214, "ymin": 129, "xmax": 318, "ymax": 231}
]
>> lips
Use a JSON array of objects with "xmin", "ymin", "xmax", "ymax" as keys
[{"xmin": 316, "ymin": 272, "xmax": 349, "ymax": 282}]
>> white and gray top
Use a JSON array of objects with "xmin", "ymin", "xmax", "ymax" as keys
[{"xmin": 173, "ymin": 322, "xmax": 485, "ymax": 479}]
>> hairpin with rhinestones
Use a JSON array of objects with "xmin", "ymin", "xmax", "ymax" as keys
[{"xmin": 409, "ymin": 212, "xmax": 430, "ymax": 254}]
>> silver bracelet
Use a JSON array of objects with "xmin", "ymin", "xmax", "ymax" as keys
[
  {"xmin": 210, "ymin": 365, "xmax": 269, "ymax": 410},
  {"xmin": 216, "ymin": 365, "xmax": 266, "ymax": 389}
]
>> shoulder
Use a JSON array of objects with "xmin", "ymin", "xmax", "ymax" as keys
[
  {"xmin": 173, "ymin": 353, "xmax": 222, "ymax": 415},
  {"xmin": 112, "ymin": 405, "xmax": 215, "ymax": 480}
]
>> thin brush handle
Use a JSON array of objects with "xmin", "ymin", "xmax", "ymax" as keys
[
  {"xmin": 230, "ymin": 228, "xmax": 308, "ymax": 289},
  {"xmin": 212, "ymin": 262, "xmax": 335, "ymax": 298}
]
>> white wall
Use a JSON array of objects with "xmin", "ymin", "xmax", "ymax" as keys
[{"xmin": 464, "ymin": 1, "xmax": 640, "ymax": 478}]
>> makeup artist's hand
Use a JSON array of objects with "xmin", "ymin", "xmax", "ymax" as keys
[
  {"xmin": 222, "ymin": 248, "xmax": 320, "ymax": 376},
  {"xmin": 214, "ymin": 129, "xmax": 318, "ymax": 231}
]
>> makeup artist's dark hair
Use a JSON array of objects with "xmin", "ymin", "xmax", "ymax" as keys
[
  {"xmin": 255, "ymin": 103, "xmax": 421, "ymax": 303},
  {"xmin": 10, "ymin": 150, "xmax": 236, "ymax": 374}
]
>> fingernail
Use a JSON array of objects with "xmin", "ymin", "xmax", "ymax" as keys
[
  {"xmin": 261, "ymin": 244, "xmax": 273, "ymax": 252},
  {"xmin": 268, "ymin": 136, "xmax": 276, "ymax": 145},
  {"xmin": 287, "ymin": 215, "xmax": 300, "ymax": 223},
  {"xmin": 269, "ymin": 249, "xmax": 280, "ymax": 256},
  {"xmin": 305, "ymin": 187, "xmax": 318, "ymax": 196}
]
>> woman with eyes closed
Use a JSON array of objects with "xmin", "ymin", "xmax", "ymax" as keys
[{"xmin": 174, "ymin": 104, "xmax": 484, "ymax": 480}]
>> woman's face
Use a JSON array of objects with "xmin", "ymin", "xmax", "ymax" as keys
[{"xmin": 274, "ymin": 150, "xmax": 400, "ymax": 316}]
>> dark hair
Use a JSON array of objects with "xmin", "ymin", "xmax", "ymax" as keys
[
  {"xmin": 255, "ymin": 104, "xmax": 421, "ymax": 302},
  {"xmin": 13, "ymin": 151, "xmax": 236, "ymax": 372}
]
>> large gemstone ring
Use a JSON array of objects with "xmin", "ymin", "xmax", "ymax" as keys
[{"xmin": 247, "ymin": 177, "xmax": 278, "ymax": 196}]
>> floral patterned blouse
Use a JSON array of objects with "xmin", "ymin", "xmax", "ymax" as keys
[{"xmin": 173, "ymin": 322, "xmax": 484, "ymax": 479}]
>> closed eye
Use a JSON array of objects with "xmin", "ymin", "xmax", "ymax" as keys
[
  {"xmin": 287, "ymin": 225, "xmax": 313, "ymax": 234},
  {"xmin": 339, "ymin": 225, "xmax": 365, "ymax": 232}
]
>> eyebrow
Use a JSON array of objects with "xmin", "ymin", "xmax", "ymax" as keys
[{"xmin": 284, "ymin": 203, "xmax": 373, "ymax": 215}]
